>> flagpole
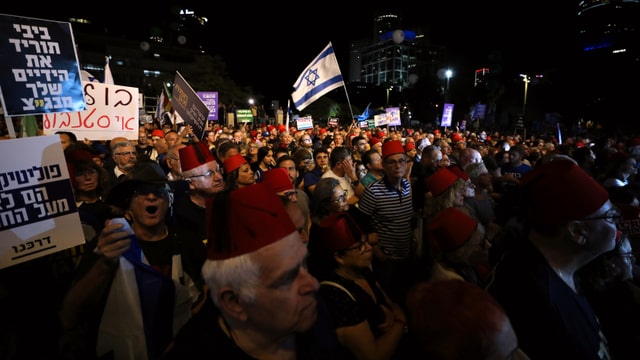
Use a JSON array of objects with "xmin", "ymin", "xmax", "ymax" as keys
[
  {"xmin": 286, "ymin": 99, "xmax": 290, "ymax": 132},
  {"xmin": 329, "ymin": 44, "xmax": 355, "ymax": 122}
]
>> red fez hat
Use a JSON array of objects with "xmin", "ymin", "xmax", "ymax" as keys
[
  {"xmin": 451, "ymin": 133, "xmax": 463, "ymax": 143},
  {"xmin": 448, "ymin": 165, "xmax": 469, "ymax": 181},
  {"xmin": 429, "ymin": 207, "xmax": 478, "ymax": 252},
  {"xmin": 629, "ymin": 137, "xmax": 640, "ymax": 148},
  {"xmin": 179, "ymin": 142, "xmax": 215, "ymax": 172},
  {"xmin": 370, "ymin": 137, "xmax": 381, "ymax": 146},
  {"xmin": 319, "ymin": 128, "xmax": 327, "ymax": 135},
  {"xmin": 426, "ymin": 167, "xmax": 459, "ymax": 197},
  {"xmin": 206, "ymin": 183, "xmax": 296, "ymax": 260},
  {"xmin": 520, "ymin": 159, "xmax": 609, "ymax": 224},
  {"xmin": 65, "ymin": 149, "xmax": 93, "ymax": 163},
  {"xmin": 65, "ymin": 149, "xmax": 94, "ymax": 180},
  {"xmin": 404, "ymin": 142, "xmax": 416, "ymax": 152},
  {"xmin": 316, "ymin": 212, "xmax": 363, "ymax": 253},
  {"xmin": 382, "ymin": 140, "xmax": 404, "ymax": 158},
  {"xmin": 223, "ymin": 153, "xmax": 247, "ymax": 174},
  {"xmin": 262, "ymin": 168, "xmax": 294, "ymax": 194},
  {"xmin": 151, "ymin": 129, "xmax": 164, "ymax": 138},
  {"xmin": 377, "ymin": 131, "xmax": 385, "ymax": 138}
]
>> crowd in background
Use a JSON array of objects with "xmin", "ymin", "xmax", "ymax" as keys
[{"xmin": 2, "ymin": 115, "xmax": 640, "ymax": 359}]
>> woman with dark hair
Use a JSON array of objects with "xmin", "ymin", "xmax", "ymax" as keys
[
  {"xmin": 65, "ymin": 146, "xmax": 117, "ymax": 233},
  {"xmin": 307, "ymin": 177, "xmax": 350, "ymax": 279},
  {"xmin": 251, "ymin": 145, "xmax": 275, "ymax": 183},
  {"xmin": 223, "ymin": 153, "xmax": 255, "ymax": 191},
  {"xmin": 310, "ymin": 177, "xmax": 348, "ymax": 226},
  {"xmin": 315, "ymin": 212, "xmax": 407, "ymax": 359}
]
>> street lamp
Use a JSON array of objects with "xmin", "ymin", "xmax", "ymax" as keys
[
  {"xmin": 519, "ymin": 74, "xmax": 530, "ymax": 116},
  {"xmin": 445, "ymin": 69, "xmax": 453, "ymax": 101}
]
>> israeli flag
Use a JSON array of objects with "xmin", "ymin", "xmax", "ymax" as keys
[{"xmin": 291, "ymin": 42, "xmax": 344, "ymax": 111}]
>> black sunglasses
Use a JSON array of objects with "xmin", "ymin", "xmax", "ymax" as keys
[{"xmin": 133, "ymin": 184, "xmax": 168, "ymax": 197}]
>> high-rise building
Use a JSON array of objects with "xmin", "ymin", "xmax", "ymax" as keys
[
  {"xmin": 349, "ymin": 11, "xmax": 445, "ymax": 93},
  {"xmin": 576, "ymin": 0, "xmax": 640, "ymax": 122}
]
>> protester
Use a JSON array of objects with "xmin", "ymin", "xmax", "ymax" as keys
[
  {"xmin": 276, "ymin": 155, "xmax": 311, "ymax": 235},
  {"xmin": 56, "ymin": 130, "xmax": 78, "ymax": 150},
  {"xmin": 321, "ymin": 146, "xmax": 364, "ymax": 205},
  {"xmin": 105, "ymin": 139, "xmax": 137, "ymax": 190},
  {"xmin": 303, "ymin": 146, "xmax": 330, "ymax": 196},
  {"xmin": 59, "ymin": 160, "xmax": 206, "ymax": 360},
  {"xmin": 405, "ymin": 279, "xmax": 530, "ymax": 360},
  {"xmin": 360, "ymin": 149, "xmax": 384, "ymax": 188},
  {"xmin": 165, "ymin": 143, "xmax": 186, "ymax": 181},
  {"xmin": 316, "ymin": 212, "xmax": 407, "ymax": 359},
  {"xmin": 577, "ymin": 231, "xmax": 640, "ymax": 360},
  {"xmin": 423, "ymin": 166, "xmax": 466, "ymax": 222},
  {"xmin": 252, "ymin": 145, "xmax": 275, "ymax": 183},
  {"xmin": 355, "ymin": 140, "xmax": 415, "ymax": 304},
  {"xmin": 163, "ymin": 183, "xmax": 338, "ymax": 358},
  {"xmin": 136, "ymin": 128, "xmax": 156, "ymax": 161},
  {"xmin": 172, "ymin": 141, "xmax": 224, "ymax": 263},
  {"xmin": 263, "ymin": 167, "xmax": 310, "ymax": 244},
  {"xmin": 223, "ymin": 153, "xmax": 255, "ymax": 190},
  {"xmin": 487, "ymin": 158, "xmax": 618, "ymax": 359},
  {"xmin": 65, "ymin": 146, "xmax": 116, "ymax": 234},
  {"xmin": 151, "ymin": 129, "xmax": 170, "ymax": 174},
  {"xmin": 427, "ymin": 207, "xmax": 492, "ymax": 287}
]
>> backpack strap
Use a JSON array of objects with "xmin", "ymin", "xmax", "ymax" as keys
[{"xmin": 320, "ymin": 280, "xmax": 356, "ymax": 301}]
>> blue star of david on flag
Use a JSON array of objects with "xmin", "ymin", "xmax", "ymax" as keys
[
  {"xmin": 291, "ymin": 42, "xmax": 344, "ymax": 111},
  {"xmin": 304, "ymin": 68, "xmax": 320, "ymax": 87}
]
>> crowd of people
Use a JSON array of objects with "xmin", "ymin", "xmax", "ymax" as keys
[{"xmin": 2, "ymin": 116, "xmax": 640, "ymax": 359}]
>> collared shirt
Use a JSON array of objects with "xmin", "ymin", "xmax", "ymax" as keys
[{"xmin": 358, "ymin": 176, "xmax": 413, "ymax": 260}]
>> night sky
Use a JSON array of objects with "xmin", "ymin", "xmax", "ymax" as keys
[{"xmin": 3, "ymin": 2, "xmax": 579, "ymax": 104}]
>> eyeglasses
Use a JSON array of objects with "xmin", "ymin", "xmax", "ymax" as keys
[
  {"xmin": 133, "ymin": 184, "xmax": 169, "ymax": 198},
  {"xmin": 344, "ymin": 240, "xmax": 368, "ymax": 254},
  {"xmin": 619, "ymin": 252, "xmax": 636, "ymax": 263},
  {"xmin": 186, "ymin": 168, "xmax": 221, "ymax": 179},
  {"xmin": 583, "ymin": 208, "xmax": 622, "ymax": 224},
  {"xmin": 384, "ymin": 158, "xmax": 407, "ymax": 166},
  {"xmin": 331, "ymin": 190, "xmax": 348, "ymax": 204},
  {"xmin": 114, "ymin": 151, "xmax": 137, "ymax": 157}
]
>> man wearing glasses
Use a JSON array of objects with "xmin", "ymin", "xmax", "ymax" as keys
[
  {"xmin": 60, "ymin": 160, "xmax": 207, "ymax": 359},
  {"xmin": 106, "ymin": 139, "xmax": 138, "ymax": 190},
  {"xmin": 173, "ymin": 142, "xmax": 225, "ymax": 250},
  {"xmin": 355, "ymin": 140, "xmax": 415, "ymax": 305},
  {"xmin": 488, "ymin": 158, "xmax": 618, "ymax": 359}
]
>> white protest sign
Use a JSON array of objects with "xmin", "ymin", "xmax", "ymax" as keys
[
  {"xmin": 374, "ymin": 114, "xmax": 389, "ymax": 127},
  {"xmin": 296, "ymin": 116, "xmax": 313, "ymax": 130},
  {"xmin": 42, "ymin": 82, "xmax": 139, "ymax": 140},
  {"xmin": 0, "ymin": 135, "xmax": 84, "ymax": 269}
]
